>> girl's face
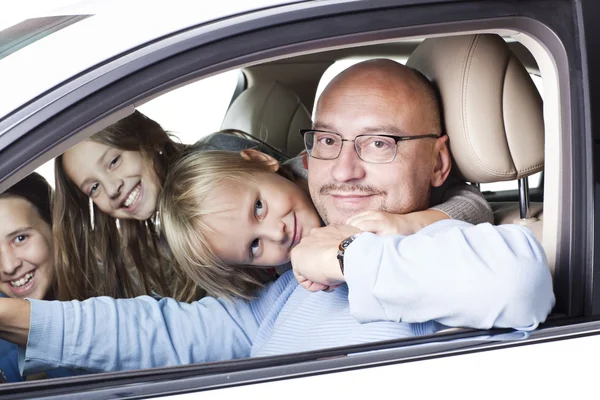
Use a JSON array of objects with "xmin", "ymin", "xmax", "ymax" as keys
[
  {"xmin": 63, "ymin": 140, "xmax": 161, "ymax": 221},
  {"xmin": 203, "ymin": 170, "xmax": 322, "ymax": 267},
  {"xmin": 0, "ymin": 197, "xmax": 54, "ymax": 299}
]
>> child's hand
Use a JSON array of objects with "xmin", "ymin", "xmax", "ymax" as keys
[
  {"xmin": 346, "ymin": 211, "xmax": 414, "ymax": 236},
  {"xmin": 346, "ymin": 209, "xmax": 450, "ymax": 236}
]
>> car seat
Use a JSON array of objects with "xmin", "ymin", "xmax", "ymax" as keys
[
  {"xmin": 406, "ymin": 34, "xmax": 549, "ymax": 269},
  {"xmin": 221, "ymin": 80, "xmax": 312, "ymax": 157}
]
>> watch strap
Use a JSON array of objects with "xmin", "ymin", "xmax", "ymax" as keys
[{"xmin": 337, "ymin": 234, "xmax": 359, "ymax": 275}]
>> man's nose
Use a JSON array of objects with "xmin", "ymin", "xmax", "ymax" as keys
[
  {"xmin": 0, "ymin": 247, "xmax": 21, "ymax": 276},
  {"xmin": 330, "ymin": 141, "xmax": 366, "ymax": 182}
]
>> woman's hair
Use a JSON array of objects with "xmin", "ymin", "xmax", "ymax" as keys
[
  {"xmin": 53, "ymin": 110, "xmax": 202, "ymax": 302},
  {"xmin": 159, "ymin": 149, "xmax": 280, "ymax": 300},
  {"xmin": 2, "ymin": 173, "xmax": 56, "ymax": 298},
  {"xmin": 1, "ymin": 172, "xmax": 52, "ymax": 226}
]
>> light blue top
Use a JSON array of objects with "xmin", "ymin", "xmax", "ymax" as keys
[
  {"xmin": 0, "ymin": 292, "xmax": 81, "ymax": 382},
  {"xmin": 20, "ymin": 220, "xmax": 555, "ymax": 375},
  {"xmin": 0, "ymin": 340, "xmax": 79, "ymax": 382}
]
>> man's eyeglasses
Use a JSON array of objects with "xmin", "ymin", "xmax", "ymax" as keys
[{"xmin": 300, "ymin": 129, "xmax": 440, "ymax": 164}]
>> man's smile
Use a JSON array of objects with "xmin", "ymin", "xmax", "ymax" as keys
[{"xmin": 330, "ymin": 193, "xmax": 377, "ymax": 204}]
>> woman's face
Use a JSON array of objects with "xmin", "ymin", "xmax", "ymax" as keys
[
  {"xmin": 62, "ymin": 140, "xmax": 161, "ymax": 221},
  {"xmin": 0, "ymin": 197, "xmax": 54, "ymax": 299},
  {"xmin": 202, "ymin": 170, "xmax": 322, "ymax": 267}
]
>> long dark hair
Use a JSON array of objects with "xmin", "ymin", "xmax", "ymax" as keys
[{"xmin": 53, "ymin": 111, "xmax": 203, "ymax": 301}]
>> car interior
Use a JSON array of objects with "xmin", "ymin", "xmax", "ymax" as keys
[
  {"xmin": 35, "ymin": 31, "xmax": 552, "ymax": 286},
  {"xmin": 26, "ymin": 29, "xmax": 556, "ymax": 358},
  {"xmin": 205, "ymin": 33, "xmax": 549, "ymax": 266}
]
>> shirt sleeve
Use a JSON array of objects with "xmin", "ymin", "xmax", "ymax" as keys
[
  {"xmin": 20, "ymin": 294, "xmax": 263, "ymax": 375},
  {"xmin": 429, "ymin": 176, "xmax": 494, "ymax": 225},
  {"xmin": 343, "ymin": 220, "xmax": 555, "ymax": 331}
]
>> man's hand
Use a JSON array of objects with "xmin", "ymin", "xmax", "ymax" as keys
[
  {"xmin": 346, "ymin": 209, "xmax": 450, "ymax": 236},
  {"xmin": 291, "ymin": 224, "xmax": 361, "ymax": 292}
]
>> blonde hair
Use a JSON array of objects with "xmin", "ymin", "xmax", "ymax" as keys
[{"xmin": 159, "ymin": 149, "xmax": 282, "ymax": 300}]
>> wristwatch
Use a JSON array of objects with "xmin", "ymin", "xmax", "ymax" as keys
[{"xmin": 337, "ymin": 234, "xmax": 359, "ymax": 275}]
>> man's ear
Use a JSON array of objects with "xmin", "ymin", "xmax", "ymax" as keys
[
  {"xmin": 240, "ymin": 149, "xmax": 280, "ymax": 172},
  {"xmin": 430, "ymin": 135, "xmax": 451, "ymax": 187}
]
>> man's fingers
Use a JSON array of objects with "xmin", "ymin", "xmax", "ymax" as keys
[
  {"xmin": 301, "ymin": 281, "xmax": 330, "ymax": 292},
  {"xmin": 293, "ymin": 271, "xmax": 308, "ymax": 284},
  {"xmin": 348, "ymin": 218, "xmax": 384, "ymax": 235},
  {"xmin": 295, "ymin": 271, "xmax": 330, "ymax": 292},
  {"xmin": 323, "ymin": 284, "xmax": 342, "ymax": 292},
  {"xmin": 346, "ymin": 210, "xmax": 381, "ymax": 226},
  {"xmin": 306, "ymin": 224, "xmax": 362, "ymax": 239}
]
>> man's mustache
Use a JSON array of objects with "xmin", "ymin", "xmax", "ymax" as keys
[{"xmin": 319, "ymin": 183, "xmax": 385, "ymax": 196}]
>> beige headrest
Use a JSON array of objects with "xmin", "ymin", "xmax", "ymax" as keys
[
  {"xmin": 221, "ymin": 80, "xmax": 311, "ymax": 157},
  {"xmin": 406, "ymin": 34, "xmax": 544, "ymax": 183}
]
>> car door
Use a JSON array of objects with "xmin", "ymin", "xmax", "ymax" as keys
[{"xmin": 0, "ymin": 0, "xmax": 597, "ymax": 398}]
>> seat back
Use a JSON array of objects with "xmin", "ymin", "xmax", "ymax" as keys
[
  {"xmin": 221, "ymin": 80, "xmax": 312, "ymax": 157},
  {"xmin": 406, "ymin": 34, "xmax": 544, "ymax": 183},
  {"xmin": 407, "ymin": 34, "xmax": 548, "ymax": 267}
]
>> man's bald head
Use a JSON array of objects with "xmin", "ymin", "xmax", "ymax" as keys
[
  {"xmin": 316, "ymin": 59, "xmax": 442, "ymax": 135},
  {"xmin": 308, "ymin": 58, "xmax": 451, "ymax": 224}
]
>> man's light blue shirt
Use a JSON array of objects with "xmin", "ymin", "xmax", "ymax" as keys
[{"xmin": 21, "ymin": 220, "xmax": 555, "ymax": 374}]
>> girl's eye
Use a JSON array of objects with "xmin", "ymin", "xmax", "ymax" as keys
[
  {"xmin": 88, "ymin": 183, "xmax": 100, "ymax": 197},
  {"xmin": 255, "ymin": 199, "xmax": 264, "ymax": 218},
  {"xmin": 109, "ymin": 155, "xmax": 121, "ymax": 169},
  {"xmin": 250, "ymin": 239, "xmax": 260, "ymax": 257},
  {"xmin": 14, "ymin": 234, "xmax": 28, "ymax": 244}
]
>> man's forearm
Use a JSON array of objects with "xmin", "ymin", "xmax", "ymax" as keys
[
  {"xmin": 344, "ymin": 220, "xmax": 555, "ymax": 330},
  {"xmin": 430, "ymin": 178, "xmax": 494, "ymax": 225},
  {"xmin": 0, "ymin": 299, "xmax": 30, "ymax": 346},
  {"xmin": 405, "ymin": 209, "xmax": 450, "ymax": 233}
]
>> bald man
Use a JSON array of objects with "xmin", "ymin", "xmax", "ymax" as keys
[
  {"xmin": 3, "ymin": 60, "xmax": 555, "ymax": 375},
  {"xmin": 310, "ymin": 59, "xmax": 446, "ymax": 223}
]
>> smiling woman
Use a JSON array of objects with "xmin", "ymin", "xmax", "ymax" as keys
[
  {"xmin": 0, "ymin": 173, "xmax": 79, "ymax": 382},
  {"xmin": 0, "ymin": 173, "xmax": 54, "ymax": 300},
  {"xmin": 0, "ymin": 197, "xmax": 52, "ymax": 299}
]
